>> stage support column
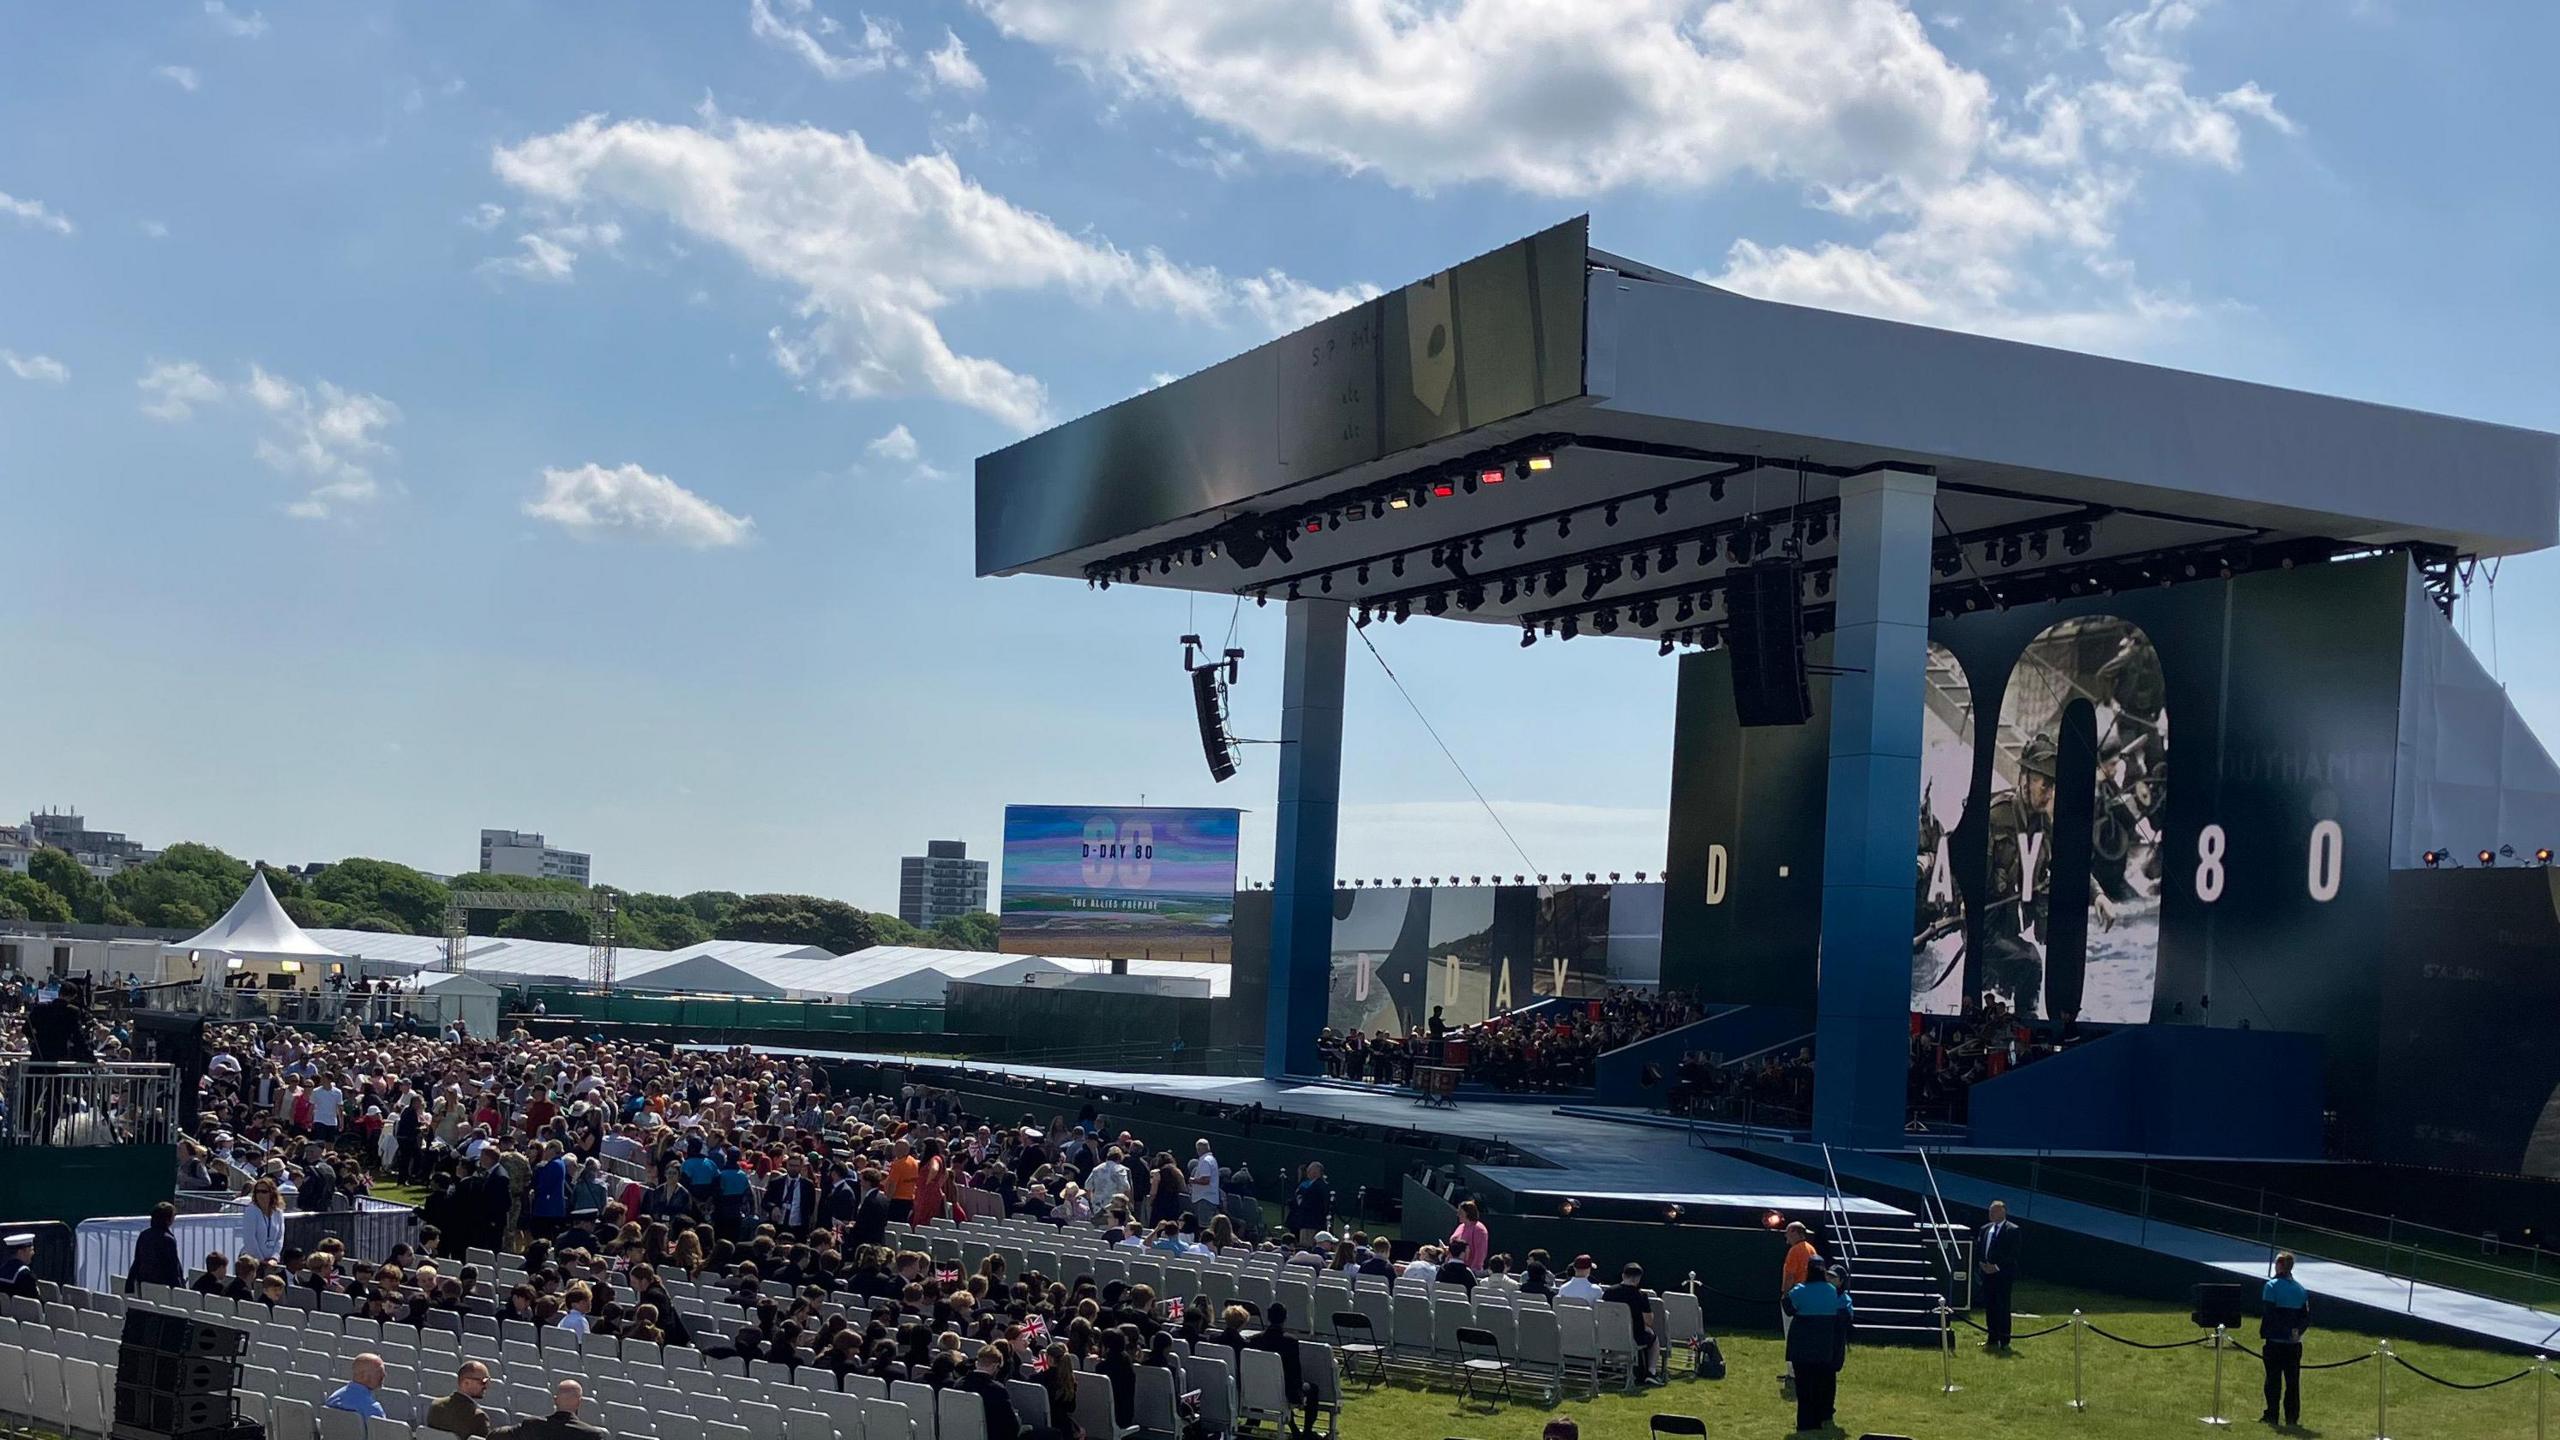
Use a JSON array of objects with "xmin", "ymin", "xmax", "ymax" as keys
[
  {"xmin": 1265, "ymin": 597, "xmax": 1349, "ymax": 1080},
  {"xmin": 1813, "ymin": 466, "xmax": 1938, "ymax": 1151}
]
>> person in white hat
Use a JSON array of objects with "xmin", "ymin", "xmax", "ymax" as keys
[{"xmin": 0, "ymin": 1233, "xmax": 38, "ymax": 1298}]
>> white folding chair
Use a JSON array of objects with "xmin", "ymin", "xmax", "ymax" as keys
[{"xmin": 933, "ymin": 1388, "xmax": 986, "ymax": 1440}]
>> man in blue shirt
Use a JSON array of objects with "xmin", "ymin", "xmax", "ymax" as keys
[
  {"xmin": 1784, "ymin": 1265, "xmax": 1855, "ymax": 1434},
  {"xmin": 324, "ymin": 1353, "xmax": 389, "ymax": 1419},
  {"xmin": 2260, "ymin": 1252, "xmax": 2312, "ymax": 1426}
]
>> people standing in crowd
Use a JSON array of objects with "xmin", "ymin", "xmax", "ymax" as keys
[
  {"xmin": 1448, "ymin": 1198, "xmax": 1491, "ymax": 1271},
  {"xmin": 241, "ymin": 1177, "xmax": 288, "ymax": 1263},
  {"xmin": 1285, "ymin": 1163, "xmax": 1332, "ymax": 1245},
  {"xmin": 1779, "ymin": 1220, "xmax": 1820, "ymax": 1394}
]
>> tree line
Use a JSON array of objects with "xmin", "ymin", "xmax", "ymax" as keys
[{"xmin": 0, "ymin": 842, "xmax": 1000, "ymax": 955}]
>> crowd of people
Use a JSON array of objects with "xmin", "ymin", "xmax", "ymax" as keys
[
  {"xmin": 1313, "ymin": 989, "xmax": 1708, "ymax": 1093},
  {"xmin": 156, "ymin": 1021, "xmax": 1558, "ymax": 1439}
]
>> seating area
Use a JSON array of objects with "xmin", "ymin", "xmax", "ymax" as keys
[{"xmin": 0, "ymin": 1207, "xmax": 1733, "ymax": 1440}]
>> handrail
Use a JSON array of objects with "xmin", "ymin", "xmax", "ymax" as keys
[
  {"xmin": 1915, "ymin": 1147, "xmax": 1962, "ymax": 1285},
  {"xmin": 1716, "ymin": 1032, "xmax": 1817, "ymax": 1071},
  {"xmin": 1819, "ymin": 1142, "xmax": 1861, "ymax": 1268}
]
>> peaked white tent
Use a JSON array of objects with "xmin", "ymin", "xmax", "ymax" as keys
[{"xmin": 176, "ymin": 872, "xmax": 348, "ymax": 961}]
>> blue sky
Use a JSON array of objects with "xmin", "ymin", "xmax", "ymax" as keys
[{"xmin": 6, "ymin": 0, "xmax": 2555, "ymax": 907}]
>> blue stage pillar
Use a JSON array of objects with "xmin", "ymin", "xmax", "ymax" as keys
[
  {"xmin": 1265, "ymin": 598, "xmax": 1348, "ymax": 1080},
  {"xmin": 1812, "ymin": 466, "xmax": 1938, "ymax": 1150}
]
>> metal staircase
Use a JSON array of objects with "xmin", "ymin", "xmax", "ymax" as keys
[{"xmin": 1819, "ymin": 1144, "xmax": 1974, "ymax": 1344}]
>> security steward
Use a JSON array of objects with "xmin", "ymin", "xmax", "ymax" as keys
[
  {"xmin": 2260, "ymin": 1252, "xmax": 2311, "ymax": 1427},
  {"xmin": 1783, "ymin": 1262, "xmax": 1854, "ymax": 1434}
]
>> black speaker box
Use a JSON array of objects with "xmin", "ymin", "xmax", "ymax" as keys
[
  {"xmin": 114, "ymin": 1385, "xmax": 234, "ymax": 1436},
  {"xmin": 116, "ymin": 1350, "xmax": 237, "ymax": 1397},
  {"xmin": 1725, "ymin": 561, "xmax": 1811, "ymax": 727},
  {"xmin": 2191, "ymin": 1282, "xmax": 2249, "ymax": 1329},
  {"xmin": 120, "ymin": 1309, "xmax": 248, "ymax": 1360},
  {"xmin": 1191, "ymin": 664, "xmax": 1240, "ymax": 783}
]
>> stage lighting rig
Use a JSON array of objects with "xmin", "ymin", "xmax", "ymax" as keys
[
  {"xmin": 2538, "ymin": 848, "xmax": 2554, "ymax": 866},
  {"xmin": 2065, "ymin": 521, "xmax": 2094, "ymax": 555},
  {"xmin": 2481, "ymin": 849, "xmax": 2498, "ymax": 866}
]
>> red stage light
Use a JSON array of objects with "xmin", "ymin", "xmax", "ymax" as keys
[
  {"xmin": 1304, "ymin": 518, "xmax": 1323, "ymax": 534},
  {"xmin": 1432, "ymin": 480, "xmax": 1456, "ymax": 498},
  {"xmin": 1762, "ymin": 1210, "xmax": 1785, "ymax": 1230},
  {"xmin": 1479, "ymin": 467, "xmax": 1505, "ymax": 486}
]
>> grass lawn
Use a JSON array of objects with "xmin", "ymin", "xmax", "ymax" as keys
[
  {"xmin": 370, "ymin": 1180, "xmax": 428, "ymax": 1207},
  {"xmin": 1337, "ymin": 1281, "xmax": 2558, "ymax": 1440}
]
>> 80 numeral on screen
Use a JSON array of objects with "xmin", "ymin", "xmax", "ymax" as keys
[{"xmin": 2194, "ymin": 820, "xmax": 2344, "ymax": 903}]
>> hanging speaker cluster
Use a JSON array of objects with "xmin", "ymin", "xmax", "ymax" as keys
[
  {"xmin": 1724, "ymin": 559, "xmax": 1811, "ymax": 727},
  {"xmin": 1182, "ymin": 634, "xmax": 1244, "ymax": 783}
]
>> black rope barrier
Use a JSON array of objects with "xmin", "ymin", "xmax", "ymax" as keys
[
  {"xmin": 2389, "ymin": 1352, "xmax": 2539, "ymax": 1390},
  {"xmin": 1951, "ymin": 1314, "xmax": 2070, "ymax": 1341},
  {"xmin": 2081, "ymin": 1322, "xmax": 2211, "ymax": 1350},
  {"xmin": 2226, "ymin": 1339, "xmax": 2378, "ymax": 1371}
]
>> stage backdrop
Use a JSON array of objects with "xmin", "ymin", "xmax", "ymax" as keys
[
  {"xmin": 999, "ymin": 805, "xmax": 1239, "ymax": 963},
  {"xmin": 1664, "ymin": 554, "xmax": 2414, "ymax": 1158}
]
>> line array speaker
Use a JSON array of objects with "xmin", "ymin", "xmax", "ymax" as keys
[{"xmin": 1725, "ymin": 560, "xmax": 1811, "ymax": 727}]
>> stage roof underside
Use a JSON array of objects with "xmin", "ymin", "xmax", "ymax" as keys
[{"xmin": 978, "ymin": 218, "xmax": 2558, "ymax": 640}]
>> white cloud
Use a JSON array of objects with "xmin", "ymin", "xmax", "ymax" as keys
[
  {"xmin": 155, "ymin": 64, "xmax": 202, "ymax": 92},
  {"xmin": 2, "ymin": 350, "xmax": 69, "ymax": 383},
  {"xmin": 139, "ymin": 219, "xmax": 171, "ymax": 240},
  {"xmin": 0, "ymin": 191, "xmax": 73, "ymax": 236},
  {"xmin": 973, "ymin": 0, "xmax": 1992, "ymax": 197},
  {"xmin": 865, "ymin": 424, "xmax": 921, "ymax": 462},
  {"xmin": 491, "ymin": 111, "xmax": 1374, "ymax": 430},
  {"xmin": 749, "ymin": 0, "xmax": 904, "ymax": 79},
  {"xmin": 924, "ymin": 30, "xmax": 986, "ymax": 91},
  {"xmin": 203, "ymin": 0, "xmax": 267, "ymax": 38},
  {"xmin": 137, "ymin": 360, "xmax": 223, "ymax": 420},
  {"xmin": 524, "ymin": 462, "xmax": 755, "ymax": 548},
  {"xmin": 478, "ymin": 221, "xmax": 623, "ymax": 283},
  {"xmin": 984, "ymin": 0, "xmax": 2290, "ymax": 350},
  {"xmin": 464, "ymin": 203, "xmax": 507, "ymax": 231},
  {"xmin": 135, "ymin": 359, "xmax": 400, "ymax": 516}
]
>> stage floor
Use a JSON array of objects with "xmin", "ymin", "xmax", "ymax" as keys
[{"xmin": 764, "ymin": 1047, "xmax": 1908, "ymax": 1219}]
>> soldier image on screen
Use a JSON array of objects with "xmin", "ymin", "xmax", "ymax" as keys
[{"xmin": 1979, "ymin": 734, "xmax": 2058, "ymax": 1015}]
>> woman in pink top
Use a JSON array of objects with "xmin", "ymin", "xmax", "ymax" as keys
[{"xmin": 1448, "ymin": 1199, "xmax": 1491, "ymax": 1270}]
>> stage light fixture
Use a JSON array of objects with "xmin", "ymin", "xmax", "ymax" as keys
[
  {"xmin": 1637, "ymin": 871, "xmax": 1649, "ymax": 882},
  {"xmin": 2000, "ymin": 535, "xmax": 2023, "ymax": 566},
  {"xmin": 1320, "ymin": 572, "xmax": 1334, "ymax": 593},
  {"xmin": 1631, "ymin": 551, "xmax": 1650, "ymax": 579},
  {"xmin": 1934, "ymin": 545, "xmax": 1961, "ymax": 577},
  {"xmin": 1371, "ymin": 499, "xmax": 1387, "ymax": 519},
  {"xmin": 1813, "ymin": 571, "xmax": 1833, "ymax": 597},
  {"xmin": 1394, "ymin": 598, "xmax": 1411, "ymax": 623},
  {"xmin": 1327, "ymin": 512, "xmax": 1342, "ymax": 531},
  {"xmin": 1807, "ymin": 513, "xmax": 1830, "ymax": 546},
  {"xmin": 1520, "ymin": 625, "xmax": 1537, "ymax": 648},
  {"xmin": 1658, "ymin": 636, "xmax": 1675, "ymax": 656},
  {"xmin": 1675, "ymin": 595, "xmax": 1694, "ymax": 622},
  {"xmin": 1252, "ymin": 588, "xmax": 1267, "ymax": 606},
  {"xmin": 1658, "ymin": 543, "xmax": 1680, "ymax": 572},
  {"xmin": 1557, "ymin": 514, "xmax": 1574, "ymax": 539},
  {"xmin": 2029, "ymin": 531, "xmax": 2049, "ymax": 560},
  {"xmin": 1430, "ymin": 545, "xmax": 1449, "ymax": 570},
  {"xmin": 1594, "ymin": 607, "xmax": 1619, "ymax": 635},
  {"xmin": 1559, "ymin": 1199, "xmax": 1579, "ymax": 1217},
  {"xmin": 1500, "ymin": 577, "xmax": 1519, "ymax": 603},
  {"xmin": 1425, "ymin": 591, "xmax": 1450, "ymax": 617},
  {"xmin": 1653, "ymin": 491, "xmax": 1671, "ymax": 517},
  {"xmin": 1664, "ymin": 1205, "xmax": 1682, "ymax": 1224},
  {"xmin": 1983, "ymin": 540, "xmax": 1999, "ymax": 564},
  {"xmin": 1545, "ymin": 568, "xmax": 1566, "ymax": 597},
  {"xmin": 2538, "ymin": 848, "xmax": 2554, "ymax": 865},
  {"xmin": 1585, "ymin": 872, "xmax": 1597, "ymax": 883},
  {"xmin": 1096, "ymin": 575, "xmax": 1111, "ymax": 590},
  {"xmin": 1751, "ymin": 523, "xmax": 1773, "ymax": 556},
  {"xmin": 1305, "ymin": 518, "xmax": 1323, "ymax": 534},
  {"xmin": 1708, "ymin": 477, "xmax": 1727, "ymax": 501},
  {"xmin": 1392, "ymin": 555, "xmax": 1407, "ymax": 578},
  {"xmin": 1432, "ymin": 479, "xmax": 1456, "ymax": 499},
  {"xmin": 1460, "ymin": 472, "xmax": 1478, "ymax": 495},
  {"xmin": 1354, "ymin": 607, "xmax": 1371, "ymax": 627},
  {"xmin": 1389, "ymin": 494, "xmax": 1411, "ymax": 510},
  {"xmin": 2482, "ymin": 849, "xmax": 2498, "ymax": 866},
  {"xmin": 1286, "ymin": 581, "xmax": 1302, "ymax": 600},
  {"xmin": 1190, "ymin": 547, "xmax": 1206, "ymax": 566},
  {"xmin": 1762, "ymin": 1211, "xmax": 1785, "ymax": 1230},
  {"xmin": 1470, "ymin": 536, "xmax": 1485, "ymax": 561},
  {"xmin": 1356, "ymin": 563, "xmax": 1371, "ymax": 584},
  {"xmin": 1582, "ymin": 565, "xmax": 1608, "ymax": 601},
  {"xmin": 1513, "ymin": 525, "xmax": 1529, "ymax": 549},
  {"xmin": 1561, "ymin": 615, "xmax": 1580, "ymax": 640},
  {"xmin": 1479, "ymin": 467, "xmax": 1506, "ymax": 488},
  {"xmin": 1157, "ymin": 557, "xmax": 1172, "ymax": 575},
  {"xmin": 2064, "ymin": 522, "xmax": 2093, "ymax": 555},
  {"xmin": 1727, "ymin": 532, "xmax": 1751, "ymax": 565},
  {"xmin": 1526, "ymin": 453, "xmax": 1554, "ymax": 473},
  {"xmin": 1633, "ymin": 600, "xmax": 1659, "ymax": 626},
  {"xmin": 1457, "ymin": 583, "xmax": 1485, "ymax": 612}
]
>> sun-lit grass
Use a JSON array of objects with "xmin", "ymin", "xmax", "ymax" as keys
[{"xmin": 1337, "ymin": 1281, "xmax": 2556, "ymax": 1439}]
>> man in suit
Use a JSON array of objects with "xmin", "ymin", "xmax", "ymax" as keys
[
  {"xmin": 1250, "ymin": 1304, "xmax": 1321, "ymax": 1438},
  {"xmin": 848, "ymin": 1167, "xmax": 892, "ymax": 1248},
  {"xmin": 764, "ymin": 1155, "xmax": 816, "ymax": 1238},
  {"xmin": 425, "ymin": 1361, "xmax": 494, "ymax": 1439},
  {"xmin": 496, "ymin": 1379, "xmax": 604, "ymax": 1440},
  {"xmin": 1977, "ymin": 1200, "xmax": 2022, "ymax": 1350},
  {"xmin": 960, "ymin": 1342, "xmax": 1022, "ymax": 1440}
]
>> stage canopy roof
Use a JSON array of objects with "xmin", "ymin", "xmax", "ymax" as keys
[
  {"xmin": 978, "ymin": 218, "xmax": 2560, "ymax": 645},
  {"xmin": 177, "ymin": 873, "xmax": 349, "ymax": 961}
]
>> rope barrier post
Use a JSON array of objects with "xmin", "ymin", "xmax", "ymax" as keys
[
  {"xmin": 2536, "ymin": 1354, "xmax": 2547, "ymax": 1440},
  {"xmin": 1935, "ymin": 1295, "xmax": 1961, "ymax": 1394},
  {"xmin": 2200, "ymin": 1323, "xmax": 2231, "ymax": 1426},
  {"xmin": 2374, "ymin": 1340, "xmax": 2392, "ymax": 1440},
  {"xmin": 2069, "ymin": 1309, "xmax": 2087, "ymax": 1412}
]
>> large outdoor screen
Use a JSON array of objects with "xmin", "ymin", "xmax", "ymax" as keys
[{"xmin": 999, "ymin": 805, "xmax": 1240, "ymax": 963}]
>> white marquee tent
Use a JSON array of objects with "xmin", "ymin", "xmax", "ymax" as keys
[{"xmin": 173, "ymin": 873, "xmax": 350, "ymax": 965}]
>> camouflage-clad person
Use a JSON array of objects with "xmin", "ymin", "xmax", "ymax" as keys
[{"xmin": 1978, "ymin": 734, "xmax": 2058, "ymax": 1015}]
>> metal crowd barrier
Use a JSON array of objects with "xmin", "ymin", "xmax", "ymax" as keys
[{"xmin": 0, "ymin": 1059, "xmax": 180, "ymax": 1146}]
